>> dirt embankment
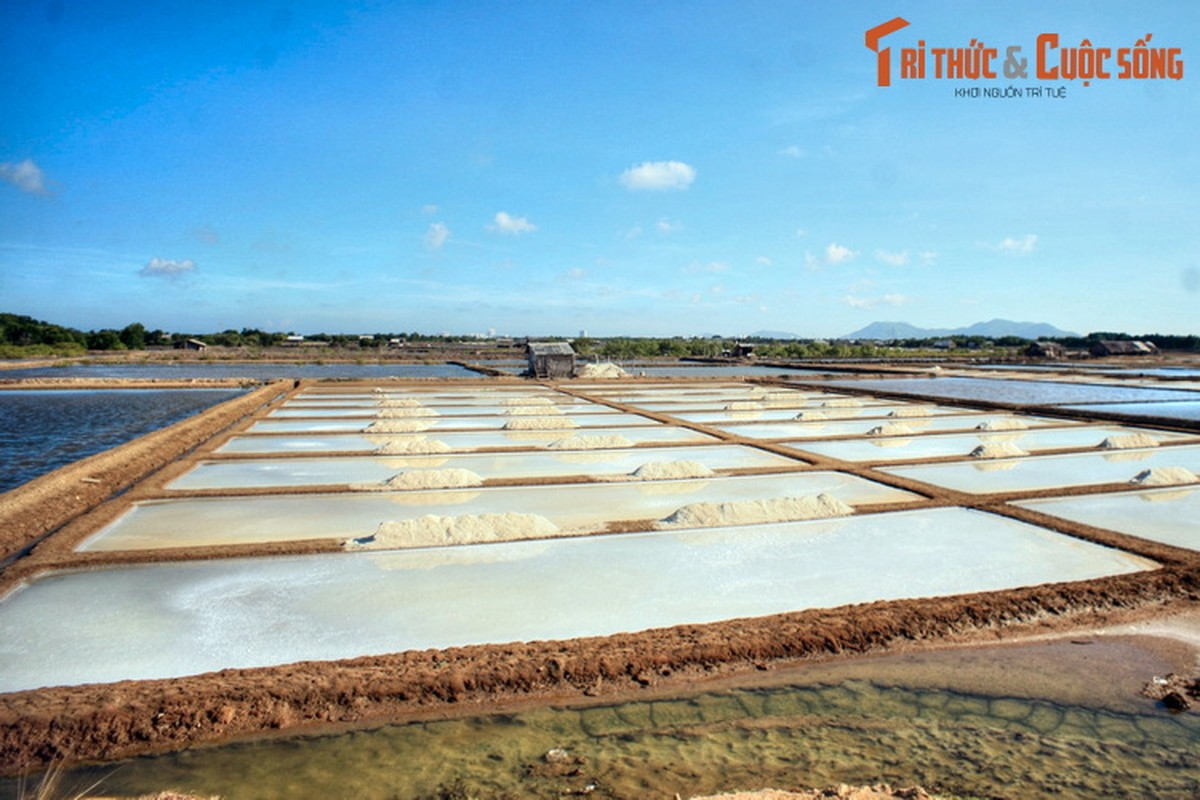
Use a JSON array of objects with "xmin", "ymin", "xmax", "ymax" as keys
[
  {"xmin": 0, "ymin": 382, "xmax": 288, "ymax": 563},
  {"xmin": 1, "ymin": 567, "xmax": 1196, "ymax": 774}
]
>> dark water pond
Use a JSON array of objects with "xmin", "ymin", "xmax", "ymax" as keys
[
  {"xmin": 813, "ymin": 377, "xmax": 1200, "ymax": 406},
  {"xmin": 1057, "ymin": 401, "xmax": 1200, "ymax": 423},
  {"xmin": 0, "ymin": 389, "xmax": 245, "ymax": 493},
  {"xmin": 0, "ymin": 362, "xmax": 478, "ymax": 380}
]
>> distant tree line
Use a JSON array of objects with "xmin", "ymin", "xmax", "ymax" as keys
[{"xmin": 2, "ymin": 312, "xmax": 1197, "ymax": 356}]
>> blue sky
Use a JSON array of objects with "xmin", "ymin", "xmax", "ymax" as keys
[{"xmin": 1, "ymin": 1, "xmax": 1196, "ymax": 337}]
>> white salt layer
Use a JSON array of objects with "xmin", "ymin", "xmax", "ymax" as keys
[
  {"xmin": 656, "ymin": 494, "xmax": 853, "ymax": 529},
  {"xmin": 345, "ymin": 512, "xmax": 560, "ymax": 550}
]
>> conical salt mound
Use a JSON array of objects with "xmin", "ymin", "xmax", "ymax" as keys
[
  {"xmin": 629, "ymin": 460, "xmax": 716, "ymax": 481},
  {"xmin": 970, "ymin": 442, "xmax": 1027, "ymax": 459},
  {"xmin": 867, "ymin": 423, "xmax": 915, "ymax": 437},
  {"xmin": 345, "ymin": 513, "xmax": 559, "ymax": 550},
  {"xmin": 656, "ymin": 494, "xmax": 853, "ymax": 529},
  {"xmin": 976, "ymin": 418, "xmax": 1028, "ymax": 431},
  {"xmin": 353, "ymin": 468, "xmax": 483, "ymax": 491},
  {"xmin": 1098, "ymin": 433, "xmax": 1159, "ymax": 450},
  {"xmin": 1130, "ymin": 467, "xmax": 1198, "ymax": 486}
]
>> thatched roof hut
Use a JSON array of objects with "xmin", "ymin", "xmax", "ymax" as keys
[
  {"xmin": 1089, "ymin": 340, "xmax": 1159, "ymax": 357},
  {"xmin": 1025, "ymin": 341, "xmax": 1067, "ymax": 359}
]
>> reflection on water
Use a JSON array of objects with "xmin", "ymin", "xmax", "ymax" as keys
[
  {"xmin": 0, "ymin": 389, "xmax": 245, "ymax": 492},
  {"xmin": 10, "ymin": 676, "xmax": 1197, "ymax": 800}
]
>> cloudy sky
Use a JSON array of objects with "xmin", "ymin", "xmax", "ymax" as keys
[{"xmin": 1, "ymin": 1, "xmax": 1196, "ymax": 337}]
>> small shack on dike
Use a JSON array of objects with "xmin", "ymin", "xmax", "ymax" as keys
[{"xmin": 526, "ymin": 341, "xmax": 576, "ymax": 378}]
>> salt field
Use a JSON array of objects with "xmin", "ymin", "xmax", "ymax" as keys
[
  {"xmin": 0, "ymin": 508, "xmax": 1154, "ymax": 693},
  {"xmin": 2, "ymin": 371, "xmax": 1199, "ymax": 788}
]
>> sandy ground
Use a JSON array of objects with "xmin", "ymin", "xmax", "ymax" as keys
[{"xmin": 0, "ymin": 372, "xmax": 1198, "ymax": 775}]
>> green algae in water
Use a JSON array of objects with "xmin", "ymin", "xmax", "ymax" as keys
[{"xmin": 6, "ymin": 681, "xmax": 1198, "ymax": 800}]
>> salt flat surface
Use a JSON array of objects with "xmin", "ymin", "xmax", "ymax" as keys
[
  {"xmin": 82, "ymin": 472, "xmax": 919, "ymax": 551},
  {"xmin": 167, "ymin": 445, "xmax": 804, "ymax": 489},
  {"xmin": 267, "ymin": 405, "xmax": 619, "ymax": 418},
  {"xmin": 216, "ymin": 426, "xmax": 716, "ymax": 454},
  {"xmin": 708, "ymin": 413, "xmax": 1060, "ymax": 440},
  {"xmin": 881, "ymin": 445, "xmax": 1200, "ymax": 494},
  {"xmin": 246, "ymin": 411, "xmax": 660, "ymax": 432},
  {"xmin": 669, "ymin": 405, "xmax": 964, "ymax": 424},
  {"xmin": 1, "ymin": 508, "xmax": 1151, "ymax": 692},
  {"xmin": 792, "ymin": 426, "xmax": 1194, "ymax": 464},
  {"xmin": 1015, "ymin": 487, "xmax": 1200, "ymax": 551},
  {"xmin": 1056, "ymin": 401, "xmax": 1200, "ymax": 423}
]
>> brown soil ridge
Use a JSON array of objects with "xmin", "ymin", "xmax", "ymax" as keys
[
  {"xmin": 0, "ymin": 382, "xmax": 287, "ymax": 564},
  {"xmin": 1, "ymin": 567, "xmax": 1196, "ymax": 775}
]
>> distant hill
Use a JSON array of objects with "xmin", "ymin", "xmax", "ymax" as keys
[{"xmin": 843, "ymin": 319, "xmax": 1078, "ymax": 341}]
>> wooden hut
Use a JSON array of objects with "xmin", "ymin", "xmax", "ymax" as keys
[
  {"xmin": 526, "ymin": 342, "xmax": 576, "ymax": 378},
  {"xmin": 1024, "ymin": 341, "xmax": 1066, "ymax": 359},
  {"xmin": 1089, "ymin": 340, "xmax": 1159, "ymax": 357}
]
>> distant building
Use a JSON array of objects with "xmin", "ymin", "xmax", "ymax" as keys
[
  {"xmin": 526, "ymin": 341, "xmax": 576, "ymax": 379},
  {"xmin": 732, "ymin": 342, "xmax": 757, "ymax": 359},
  {"xmin": 1025, "ymin": 341, "xmax": 1067, "ymax": 359},
  {"xmin": 283, "ymin": 335, "xmax": 305, "ymax": 346},
  {"xmin": 177, "ymin": 338, "xmax": 207, "ymax": 351},
  {"xmin": 1089, "ymin": 340, "xmax": 1159, "ymax": 357},
  {"xmin": 932, "ymin": 339, "xmax": 955, "ymax": 350}
]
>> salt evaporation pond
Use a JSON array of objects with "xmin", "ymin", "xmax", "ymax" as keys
[
  {"xmin": 267, "ymin": 403, "xmax": 620, "ymax": 418},
  {"xmin": 1016, "ymin": 487, "xmax": 1200, "ymax": 551},
  {"xmin": 165, "ymin": 444, "xmax": 803, "ymax": 489},
  {"xmin": 82, "ymin": 472, "xmax": 919, "ymax": 550},
  {"xmin": 791, "ymin": 426, "xmax": 1195, "ymax": 463},
  {"xmin": 216, "ymin": 425, "xmax": 717, "ymax": 454},
  {"xmin": 0, "ymin": 362, "xmax": 477, "ymax": 380},
  {"xmin": 881, "ymin": 444, "xmax": 1200, "ymax": 494},
  {"xmin": 0, "ymin": 508, "xmax": 1153, "ymax": 692},
  {"xmin": 812, "ymin": 377, "xmax": 1200, "ymax": 406},
  {"xmin": 249, "ymin": 410, "xmax": 659, "ymax": 431},
  {"xmin": 0, "ymin": 388, "xmax": 246, "ymax": 493},
  {"xmin": 1057, "ymin": 401, "xmax": 1200, "ymax": 423},
  {"xmin": 709, "ymin": 412, "xmax": 1063, "ymax": 440}
]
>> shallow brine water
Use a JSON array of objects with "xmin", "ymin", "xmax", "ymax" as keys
[
  {"xmin": 0, "ymin": 362, "xmax": 478, "ymax": 380},
  {"xmin": 81, "ymin": 472, "xmax": 920, "ymax": 550},
  {"xmin": 1057, "ymin": 401, "xmax": 1200, "ymax": 423},
  {"xmin": 6, "ymin": 643, "xmax": 1197, "ymax": 800},
  {"xmin": 812, "ymin": 377, "xmax": 1200, "ymax": 406},
  {"xmin": 166, "ymin": 444, "xmax": 802, "ymax": 489},
  {"xmin": 0, "ymin": 389, "xmax": 245, "ymax": 493},
  {"xmin": 1016, "ymin": 486, "xmax": 1200, "ymax": 551},
  {"xmin": 0, "ymin": 508, "xmax": 1151, "ymax": 692}
]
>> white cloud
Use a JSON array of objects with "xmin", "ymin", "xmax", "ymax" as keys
[
  {"xmin": 424, "ymin": 222, "xmax": 450, "ymax": 250},
  {"xmin": 997, "ymin": 234, "xmax": 1037, "ymax": 254},
  {"xmin": 825, "ymin": 242, "xmax": 857, "ymax": 264},
  {"xmin": 140, "ymin": 257, "xmax": 196, "ymax": 278},
  {"xmin": 795, "ymin": 228, "xmax": 808, "ymax": 238},
  {"xmin": 619, "ymin": 160, "xmax": 696, "ymax": 191},
  {"xmin": 0, "ymin": 159, "xmax": 49, "ymax": 195},
  {"xmin": 779, "ymin": 145, "xmax": 806, "ymax": 158},
  {"xmin": 843, "ymin": 293, "xmax": 910, "ymax": 309},
  {"xmin": 918, "ymin": 250, "xmax": 938, "ymax": 265},
  {"xmin": 563, "ymin": 267, "xmax": 587, "ymax": 280},
  {"xmin": 488, "ymin": 211, "xmax": 536, "ymax": 235},
  {"xmin": 756, "ymin": 256, "xmax": 773, "ymax": 266},
  {"xmin": 874, "ymin": 249, "xmax": 909, "ymax": 267},
  {"xmin": 421, "ymin": 204, "xmax": 438, "ymax": 215},
  {"xmin": 656, "ymin": 218, "xmax": 681, "ymax": 234}
]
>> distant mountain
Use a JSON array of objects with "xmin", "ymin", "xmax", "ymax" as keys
[
  {"xmin": 843, "ymin": 319, "xmax": 1078, "ymax": 341},
  {"xmin": 749, "ymin": 329, "xmax": 803, "ymax": 340}
]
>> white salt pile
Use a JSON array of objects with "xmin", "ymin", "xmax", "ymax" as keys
[
  {"xmin": 794, "ymin": 411, "xmax": 827, "ymax": 421},
  {"xmin": 970, "ymin": 442, "xmax": 1028, "ymax": 459},
  {"xmin": 547, "ymin": 434, "xmax": 635, "ymax": 450},
  {"xmin": 344, "ymin": 512, "xmax": 560, "ymax": 550},
  {"xmin": 655, "ymin": 494, "xmax": 853, "ymax": 529},
  {"xmin": 822, "ymin": 398, "xmax": 863, "ymax": 408},
  {"xmin": 576, "ymin": 362, "xmax": 629, "ymax": 379},
  {"xmin": 888, "ymin": 407, "xmax": 932, "ymax": 418},
  {"xmin": 628, "ymin": 460, "xmax": 716, "ymax": 481},
  {"xmin": 354, "ymin": 468, "xmax": 484, "ymax": 491},
  {"xmin": 505, "ymin": 405, "xmax": 564, "ymax": 416},
  {"xmin": 975, "ymin": 419, "xmax": 1028, "ymax": 431},
  {"xmin": 1130, "ymin": 467, "xmax": 1198, "ymax": 486},
  {"xmin": 761, "ymin": 392, "xmax": 807, "ymax": 407},
  {"xmin": 503, "ymin": 397, "xmax": 555, "ymax": 406},
  {"xmin": 377, "ymin": 398, "xmax": 424, "ymax": 408},
  {"xmin": 503, "ymin": 416, "xmax": 579, "ymax": 430},
  {"xmin": 725, "ymin": 401, "xmax": 764, "ymax": 411},
  {"xmin": 366, "ymin": 419, "xmax": 435, "ymax": 433},
  {"xmin": 374, "ymin": 438, "xmax": 452, "ymax": 455},
  {"xmin": 866, "ymin": 423, "xmax": 916, "ymax": 437},
  {"xmin": 1098, "ymin": 433, "xmax": 1160, "ymax": 450},
  {"xmin": 377, "ymin": 406, "xmax": 439, "ymax": 418}
]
